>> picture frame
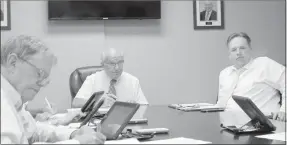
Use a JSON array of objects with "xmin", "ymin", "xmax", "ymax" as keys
[
  {"xmin": 193, "ymin": 0, "xmax": 224, "ymax": 30},
  {"xmin": 1, "ymin": 0, "xmax": 11, "ymax": 30}
]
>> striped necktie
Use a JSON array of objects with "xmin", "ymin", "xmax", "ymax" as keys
[{"xmin": 108, "ymin": 79, "xmax": 117, "ymax": 96}]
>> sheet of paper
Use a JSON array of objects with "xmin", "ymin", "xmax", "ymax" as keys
[
  {"xmin": 66, "ymin": 107, "xmax": 110, "ymax": 114},
  {"xmin": 198, "ymin": 105, "xmax": 224, "ymax": 109},
  {"xmin": 141, "ymin": 137, "xmax": 211, "ymax": 144},
  {"xmin": 67, "ymin": 108, "xmax": 81, "ymax": 113},
  {"xmin": 180, "ymin": 105, "xmax": 224, "ymax": 111},
  {"xmin": 50, "ymin": 113, "xmax": 66, "ymax": 119},
  {"xmin": 256, "ymin": 132, "xmax": 286, "ymax": 142},
  {"xmin": 98, "ymin": 107, "xmax": 110, "ymax": 114},
  {"xmin": 68, "ymin": 122, "xmax": 81, "ymax": 128},
  {"xmin": 178, "ymin": 103, "xmax": 214, "ymax": 107},
  {"xmin": 105, "ymin": 138, "xmax": 140, "ymax": 144}
]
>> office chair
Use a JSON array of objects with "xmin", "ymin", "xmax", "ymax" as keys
[{"xmin": 69, "ymin": 66, "xmax": 103, "ymax": 100}]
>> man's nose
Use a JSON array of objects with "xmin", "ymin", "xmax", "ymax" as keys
[
  {"xmin": 236, "ymin": 49, "xmax": 242, "ymax": 55},
  {"xmin": 114, "ymin": 64, "xmax": 119, "ymax": 70}
]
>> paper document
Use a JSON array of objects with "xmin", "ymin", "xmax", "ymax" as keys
[
  {"xmin": 141, "ymin": 137, "xmax": 211, "ymax": 144},
  {"xmin": 98, "ymin": 107, "xmax": 110, "ymax": 114},
  {"xmin": 169, "ymin": 103, "xmax": 224, "ymax": 112},
  {"xmin": 105, "ymin": 138, "xmax": 140, "ymax": 144},
  {"xmin": 67, "ymin": 107, "xmax": 110, "ymax": 114},
  {"xmin": 68, "ymin": 122, "xmax": 81, "ymax": 128},
  {"xmin": 170, "ymin": 103, "xmax": 214, "ymax": 108},
  {"xmin": 67, "ymin": 108, "xmax": 81, "ymax": 113},
  {"xmin": 50, "ymin": 113, "xmax": 66, "ymax": 119},
  {"xmin": 256, "ymin": 132, "xmax": 286, "ymax": 142}
]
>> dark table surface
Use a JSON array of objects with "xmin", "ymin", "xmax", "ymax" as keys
[{"xmin": 124, "ymin": 105, "xmax": 286, "ymax": 144}]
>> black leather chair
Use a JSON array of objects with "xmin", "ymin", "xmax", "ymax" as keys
[{"xmin": 69, "ymin": 66, "xmax": 103, "ymax": 100}]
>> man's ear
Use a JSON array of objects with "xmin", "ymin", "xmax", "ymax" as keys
[{"xmin": 6, "ymin": 53, "xmax": 18, "ymax": 69}]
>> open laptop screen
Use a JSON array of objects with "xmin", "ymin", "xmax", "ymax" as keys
[{"xmin": 100, "ymin": 102, "xmax": 140, "ymax": 140}]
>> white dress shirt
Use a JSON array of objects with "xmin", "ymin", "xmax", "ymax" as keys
[
  {"xmin": 75, "ymin": 71, "xmax": 148, "ymax": 105},
  {"xmin": 1, "ymin": 74, "xmax": 79, "ymax": 144},
  {"xmin": 217, "ymin": 57, "xmax": 286, "ymax": 115}
]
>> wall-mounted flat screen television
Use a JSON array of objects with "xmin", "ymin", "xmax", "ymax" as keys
[{"xmin": 48, "ymin": 0, "xmax": 161, "ymax": 20}]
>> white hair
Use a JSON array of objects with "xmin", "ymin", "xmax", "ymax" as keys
[{"xmin": 1, "ymin": 35, "xmax": 57, "ymax": 65}]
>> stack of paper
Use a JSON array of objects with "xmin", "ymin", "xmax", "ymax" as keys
[
  {"xmin": 168, "ymin": 103, "xmax": 224, "ymax": 112},
  {"xmin": 141, "ymin": 137, "xmax": 211, "ymax": 144},
  {"xmin": 105, "ymin": 138, "xmax": 140, "ymax": 144},
  {"xmin": 169, "ymin": 103, "xmax": 213, "ymax": 109},
  {"xmin": 256, "ymin": 132, "xmax": 286, "ymax": 142}
]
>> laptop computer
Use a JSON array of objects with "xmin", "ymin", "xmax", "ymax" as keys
[
  {"xmin": 98, "ymin": 101, "xmax": 140, "ymax": 140},
  {"xmin": 221, "ymin": 95, "xmax": 276, "ymax": 134}
]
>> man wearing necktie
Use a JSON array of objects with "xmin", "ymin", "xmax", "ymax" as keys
[
  {"xmin": 73, "ymin": 48, "xmax": 149, "ymax": 108},
  {"xmin": 200, "ymin": 1, "xmax": 217, "ymax": 21}
]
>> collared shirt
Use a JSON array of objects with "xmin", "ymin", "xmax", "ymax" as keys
[
  {"xmin": 217, "ymin": 57, "xmax": 286, "ymax": 115},
  {"xmin": 75, "ymin": 71, "xmax": 148, "ymax": 105},
  {"xmin": 1, "ymin": 74, "xmax": 79, "ymax": 144}
]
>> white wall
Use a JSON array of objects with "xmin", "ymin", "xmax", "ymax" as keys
[
  {"xmin": 1, "ymin": 0, "xmax": 286, "ymax": 111},
  {"xmin": 1, "ymin": 1, "xmax": 106, "ymax": 110}
]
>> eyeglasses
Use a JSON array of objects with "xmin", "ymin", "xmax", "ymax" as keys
[
  {"xmin": 19, "ymin": 58, "xmax": 50, "ymax": 86},
  {"xmin": 104, "ymin": 60, "xmax": 124, "ymax": 68}
]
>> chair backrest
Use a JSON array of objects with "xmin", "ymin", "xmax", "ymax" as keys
[{"xmin": 69, "ymin": 66, "xmax": 103, "ymax": 100}]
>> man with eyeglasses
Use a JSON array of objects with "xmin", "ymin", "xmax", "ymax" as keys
[
  {"xmin": 1, "ymin": 35, "xmax": 106, "ymax": 144},
  {"xmin": 72, "ymin": 48, "xmax": 148, "ymax": 108}
]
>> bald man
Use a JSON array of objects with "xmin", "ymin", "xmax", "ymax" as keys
[
  {"xmin": 200, "ymin": 1, "xmax": 217, "ymax": 21},
  {"xmin": 72, "ymin": 48, "xmax": 148, "ymax": 108}
]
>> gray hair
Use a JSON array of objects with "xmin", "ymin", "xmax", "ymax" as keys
[
  {"xmin": 1, "ymin": 35, "xmax": 57, "ymax": 65},
  {"xmin": 101, "ymin": 48, "xmax": 124, "ymax": 64},
  {"xmin": 226, "ymin": 32, "xmax": 252, "ymax": 47}
]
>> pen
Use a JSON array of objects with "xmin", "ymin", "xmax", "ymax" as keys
[{"xmin": 45, "ymin": 97, "xmax": 52, "ymax": 110}]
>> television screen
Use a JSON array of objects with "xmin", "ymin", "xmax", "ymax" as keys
[{"xmin": 48, "ymin": 0, "xmax": 161, "ymax": 20}]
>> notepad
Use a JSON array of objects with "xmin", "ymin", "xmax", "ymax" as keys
[
  {"xmin": 256, "ymin": 132, "xmax": 286, "ymax": 141},
  {"xmin": 141, "ymin": 137, "xmax": 211, "ymax": 144}
]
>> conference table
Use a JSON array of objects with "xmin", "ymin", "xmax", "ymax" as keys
[{"xmin": 123, "ymin": 105, "xmax": 286, "ymax": 144}]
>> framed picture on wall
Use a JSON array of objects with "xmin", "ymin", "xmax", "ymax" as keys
[
  {"xmin": 193, "ymin": 0, "xmax": 224, "ymax": 30},
  {"xmin": 1, "ymin": 0, "xmax": 11, "ymax": 30}
]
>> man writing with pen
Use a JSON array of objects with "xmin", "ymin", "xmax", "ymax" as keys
[
  {"xmin": 25, "ymin": 97, "xmax": 86, "ymax": 126},
  {"xmin": 1, "ymin": 35, "xmax": 106, "ymax": 144}
]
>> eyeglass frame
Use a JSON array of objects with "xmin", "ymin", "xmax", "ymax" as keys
[
  {"xmin": 17, "ymin": 56, "xmax": 50, "ymax": 86},
  {"xmin": 103, "ymin": 60, "xmax": 125, "ymax": 68}
]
